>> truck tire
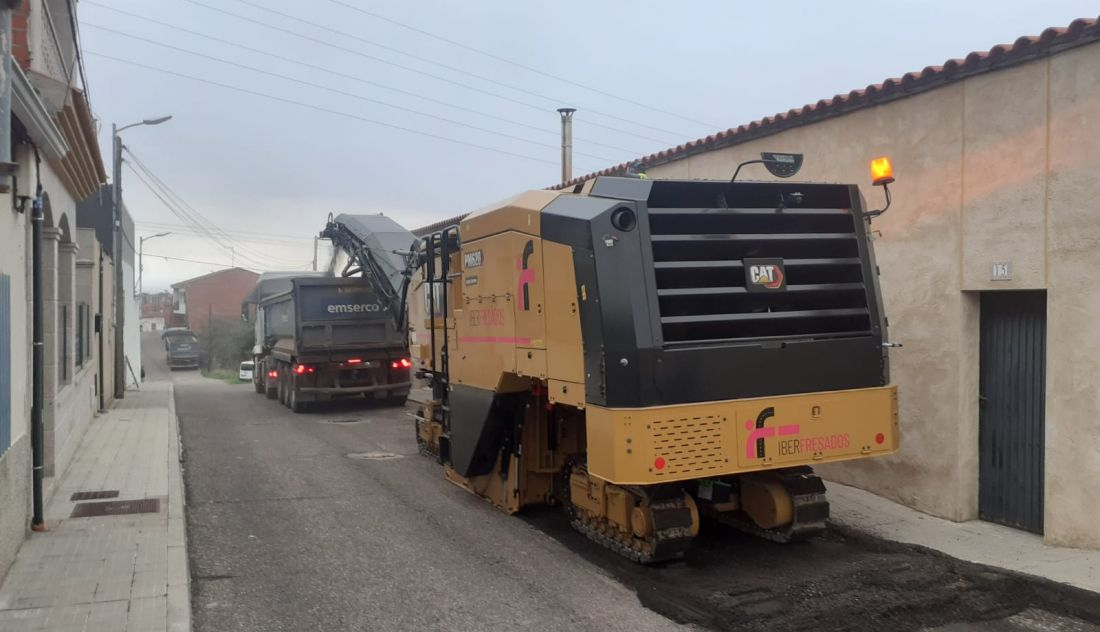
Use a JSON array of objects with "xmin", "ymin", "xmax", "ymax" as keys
[
  {"xmin": 288, "ymin": 385, "xmax": 308, "ymax": 413},
  {"xmin": 278, "ymin": 373, "xmax": 287, "ymax": 406},
  {"xmin": 254, "ymin": 380, "xmax": 265, "ymax": 394},
  {"xmin": 266, "ymin": 384, "xmax": 277, "ymax": 399},
  {"xmin": 386, "ymin": 395, "xmax": 408, "ymax": 407}
]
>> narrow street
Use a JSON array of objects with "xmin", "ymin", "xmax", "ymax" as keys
[{"xmin": 146, "ymin": 335, "xmax": 1100, "ymax": 632}]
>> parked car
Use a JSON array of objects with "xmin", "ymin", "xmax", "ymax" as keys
[{"xmin": 239, "ymin": 361, "xmax": 255, "ymax": 381}]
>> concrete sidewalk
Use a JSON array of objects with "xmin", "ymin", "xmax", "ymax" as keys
[
  {"xmin": 0, "ymin": 381, "xmax": 190, "ymax": 632},
  {"xmin": 829, "ymin": 481, "xmax": 1100, "ymax": 594}
]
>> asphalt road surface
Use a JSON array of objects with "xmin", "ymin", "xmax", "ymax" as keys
[{"xmin": 146, "ymin": 335, "xmax": 1100, "ymax": 632}]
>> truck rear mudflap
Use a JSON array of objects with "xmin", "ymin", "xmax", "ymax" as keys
[{"xmin": 586, "ymin": 385, "xmax": 897, "ymax": 486}]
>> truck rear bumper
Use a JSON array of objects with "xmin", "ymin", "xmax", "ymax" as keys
[
  {"xmin": 298, "ymin": 381, "xmax": 412, "ymax": 396},
  {"xmin": 586, "ymin": 385, "xmax": 899, "ymax": 486}
]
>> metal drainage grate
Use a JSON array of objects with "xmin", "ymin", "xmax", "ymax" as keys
[
  {"xmin": 347, "ymin": 451, "xmax": 402, "ymax": 461},
  {"xmin": 70, "ymin": 490, "xmax": 120, "ymax": 501},
  {"xmin": 70, "ymin": 498, "xmax": 161, "ymax": 518}
]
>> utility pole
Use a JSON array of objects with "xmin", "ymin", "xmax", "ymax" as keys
[
  {"xmin": 313, "ymin": 237, "xmax": 318, "ymax": 271},
  {"xmin": 111, "ymin": 115, "xmax": 172, "ymax": 399},
  {"xmin": 557, "ymin": 108, "xmax": 576, "ymax": 184}
]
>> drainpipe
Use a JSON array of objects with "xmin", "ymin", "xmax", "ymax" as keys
[{"xmin": 30, "ymin": 144, "xmax": 45, "ymax": 531}]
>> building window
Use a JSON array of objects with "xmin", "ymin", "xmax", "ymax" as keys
[
  {"xmin": 59, "ymin": 303, "xmax": 68, "ymax": 383},
  {"xmin": 76, "ymin": 303, "xmax": 88, "ymax": 368}
]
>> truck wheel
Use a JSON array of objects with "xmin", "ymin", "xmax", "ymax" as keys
[
  {"xmin": 288, "ymin": 386, "xmax": 308, "ymax": 413},
  {"xmin": 386, "ymin": 395, "xmax": 408, "ymax": 407},
  {"xmin": 278, "ymin": 373, "xmax": 287, "ymax": 406},
  {"xmin": 254, "ymin": 380, "xmax": 265, "ymax": 394}
]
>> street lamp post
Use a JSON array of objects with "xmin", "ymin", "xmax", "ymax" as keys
[
  {"xmin": 112, "ymin": 115, "xmax": 172, "ymax": 399},
  {"xmin": 138, "ymin": 232, "xmax": 170, "ymax": 296}
]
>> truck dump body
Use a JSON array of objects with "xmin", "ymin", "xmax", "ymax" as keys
[
  {"xmin": 258, "ymin": 276, "xmax": 411, "ymax": 412},
  {"xmin": 164, "ymin": 331, "xmax": 199, "ymax": 369},
  {"xmin": 414, "ymin": 175, "xmax": 899, "ymax": 562}
]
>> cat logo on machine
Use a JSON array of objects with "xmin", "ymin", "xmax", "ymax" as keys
[
  {"xmin": 743, "ymin": 258, "xmax": 786, "ymax": 292},
  {"xmin": 463, "ymin": 250, "xmax": 483, "ymax": 269}
]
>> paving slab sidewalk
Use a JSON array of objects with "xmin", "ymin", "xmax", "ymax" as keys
[
  {"xmin": 828, "ymin": 480, "xmax": 1100, "ymax": 594},
  {"xmin": 0, "ymin": 381, "xmax": 190, "ymax": 632}
]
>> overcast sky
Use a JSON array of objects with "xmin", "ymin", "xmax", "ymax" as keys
[{"xmin": 78, "ymin": 0, "xmax": 1098, "ymax": 292}]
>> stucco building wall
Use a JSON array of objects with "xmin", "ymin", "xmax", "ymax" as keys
[{"xmin": 644, "ymin": 41, "xmax": 1100, "ymax": 548}]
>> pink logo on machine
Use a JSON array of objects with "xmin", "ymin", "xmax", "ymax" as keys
[{"xmin": 745, "ymin": 407, "xmax": 800, "ymax": 459}]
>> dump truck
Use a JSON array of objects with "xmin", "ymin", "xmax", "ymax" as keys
[
  {"xmin": 259, "ymin": 276, "xmax": 412, "ymax": 412},
  {"xmin": 242, "ymin": 271, "xmax": 326, "ymax": 398},
  {"xmin": 162, "ymin": 328, "xmax": 199, "ymax": 370},
  {"xmin": 411, "ymin": 165, "xmax": 899, "ymax": 562}
]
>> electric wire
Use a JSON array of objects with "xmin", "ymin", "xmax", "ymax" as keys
[
  {"xmin": 136, "ymin": 219, "xmax": 314, "ymax": 245},
  {"xmin": 182, "ymin": 0, "xmax": 678, "ymax": 146},
  {"xmin": 82, "ymin": 1, "xmax": 645, "ymax": 156},
  {"xmin": 143, "ymin": 252, "xmax": 313, "ymax": 270},
  {"xmin": 124, "ymin": 151, "xmax": 307, "ymax": 268},
  {"xmin": 228, "ymin": 0, "xmax": 696, "ymax": 138},
  {"xmin": 124, "ymin": 155, "xmax": 309, "ymax": 270},
  {"xmin": 321, "ymin": 0, "xmax": 718, "ymax": 130},
  {"xmin": 87, "ymin": 50, "xmax": 599, "ymax": 170},
  {"xmin": 83, "ymin": 22, "xmax": 620, "ymax": 163}
]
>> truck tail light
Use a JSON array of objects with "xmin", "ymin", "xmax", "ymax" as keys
[
  {"xmin": 347, "ymin": 358, "xmax": 362, "ymax": 365},
  {"xmin": 267, "ymin": 370, "xmax": 278, "ymax": 379},
  {"xmin": 390, "ymin": 358, "xmax": 412, "ymax": 370},
  {"xmin": 293, "ymin": 364, "xmax": 315, "ymax": 375}
]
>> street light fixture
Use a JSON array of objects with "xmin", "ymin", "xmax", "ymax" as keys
[
  {"xmin": 112, "ymin": 114, "xmax": 173, "ymax": 400},
  {"xmin": 137, "ymin": 231, "xmax": 171, "ymax": 296}
]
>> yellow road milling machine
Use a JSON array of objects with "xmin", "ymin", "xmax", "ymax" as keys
[{"xmin": 410, "ymin": 160, "xmax": 899, "ymax": 563}]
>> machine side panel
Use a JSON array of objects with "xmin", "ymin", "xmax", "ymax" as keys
[
  {"xmin": 451, "ymin": 232, "xmax": 524, "ymax": 390},
  {"xmin": 543, "ymin": 241, "xmax": 585, "ymax": 390},
  {"xmin": 586, "ymin": 385, "xmax": 898, "ymax": 485}
]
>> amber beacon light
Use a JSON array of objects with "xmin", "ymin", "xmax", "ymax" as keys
[
  {"xmin": 865, "ymin": 156, "xmax": 895, "ymax": 220},
  {"xmin": 870, "ymin": 156, "xmax": 894, "ymax": 186}
]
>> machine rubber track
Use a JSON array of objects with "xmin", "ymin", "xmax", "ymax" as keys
[
  {"xmin": 564, "ymin": 464, "xmax": 695, "ymax": 564},
  {"xmin": 715, "ymin": 466, "xmax": 830, "ymax": 543}
]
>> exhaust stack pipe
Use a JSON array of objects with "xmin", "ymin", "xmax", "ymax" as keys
[{"xmin": 557, "ymin": 108, "xmax": 576, "ymax": 185}]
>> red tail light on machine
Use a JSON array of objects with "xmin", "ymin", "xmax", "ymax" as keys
[
  {"xmin": 390, "ymin": 358, "xmax": 412, "ymax": 370},
  {"xmin": 293, "ymin": 364, "xmax": 315, "ymax": 375}
]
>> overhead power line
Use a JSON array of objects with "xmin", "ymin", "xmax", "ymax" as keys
[
  {"xmin": 182, "ymin": 0, "xmax": 678, "ymax": 146},
  {"xmin": 124, "ymin": 149, "xmax": 307, "ymax": 268},
  {"xmin": 322, "ymin": 0, "xmax": 718, "ymax": 131},
  {"xmin": 82, "ymin": 1, "xmax": 644, "ymax": 156},
  {"xmin": 136, "ymin": 221, "xmax": 313, "ymax": 247},
  {"xmin": 84, "ymin": 22, "xmax": 619, "ymax": 164},
  {"xmin": 124, "ymin": 150, "xmax": 307, "ymax": 269},
  {"xmin": 227, "ymin": 0, "xmax": 695, "ymax": 139},
  {"xmin": 87, "ymin": 51, "xmax": 600, "ymax": 170}
]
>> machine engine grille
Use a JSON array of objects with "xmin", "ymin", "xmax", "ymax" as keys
[
  {"xmin": 648, "ymin": 206, "xmax": 872, "ymax": 344},
  {"xmin": 650, "ymin": 415, "xmax": 725, "ymax": 477}
]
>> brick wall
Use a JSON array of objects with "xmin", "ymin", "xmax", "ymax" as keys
[
  {"xmin": 12, "ymin": 1, "xmax": 30, "ymax": 70},
  {"xmin": 174, "ymin": 268, "xmax": 258, "ymax": 335}
]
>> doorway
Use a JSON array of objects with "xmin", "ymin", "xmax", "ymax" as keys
[{"xmin": 978, "ymin": 291, "xmax": 1046, "ymax": 533}]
